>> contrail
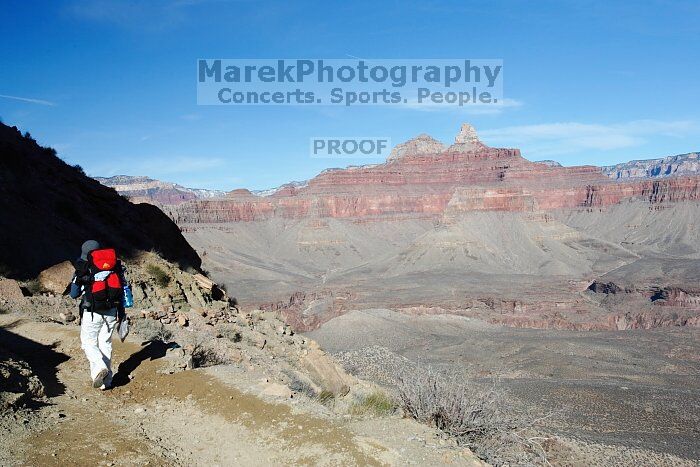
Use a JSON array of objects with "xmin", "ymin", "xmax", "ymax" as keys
[{"xmin": 0, "ymin": 94, "xmax": 56, "ymax": 106}]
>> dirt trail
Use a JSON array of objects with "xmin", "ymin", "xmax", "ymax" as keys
[{"xmin": 0, "ymin": 315, "xmax": 483, "ymax": 466}]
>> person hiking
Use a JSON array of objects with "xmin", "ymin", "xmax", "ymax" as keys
[{"xmin": 69, "ymin": 240, "xmax": 128, "ymax": 390}]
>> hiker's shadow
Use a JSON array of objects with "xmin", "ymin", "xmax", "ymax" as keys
[
  {"xmin": 112, "ymin": 340, "xmax": 178, "ymax": 388},
  {"xmin": 0, "ymin": 322, "xmax": 70, "ymax": 407}
]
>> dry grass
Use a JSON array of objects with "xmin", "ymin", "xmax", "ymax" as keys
[
  {"xmin": 146, "ymin": 264, "xmax": 171, "ymax": 288},
  {"xmin": 133, "ymin": 319, "xmax": 173, "ymax": 343},
  {"xmin": 350, "ymin": 390, "xmax": 396, "ymax": 416},
  {"xmin": 317, "ymin": 390, "xmax": 335, "ymax": 406}
]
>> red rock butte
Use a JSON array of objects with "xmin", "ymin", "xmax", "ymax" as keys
[{"xmin": 172, "ymin": 123, "xmax": 700, "ymax": 223}]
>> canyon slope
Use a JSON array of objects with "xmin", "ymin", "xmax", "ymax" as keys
[
  {"xmin": 0, "ymin": 124, "xmax": 201, "ymax": 278},
  {"xmin": 170, "ymin": 124, "xmax": 700, "ymax": 331}
]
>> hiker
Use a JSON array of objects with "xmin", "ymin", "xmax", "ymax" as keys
[{"xmin": 69, "ymin": 240, "xmax": 128, "ymax": 389}]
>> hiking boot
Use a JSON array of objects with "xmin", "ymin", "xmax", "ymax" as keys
[{"xmin": 93, "ymin": 368, "xmax": 108, "ymax": 388}]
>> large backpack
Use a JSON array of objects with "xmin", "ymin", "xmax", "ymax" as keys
[{"xmin": 85, "ymin": 248, "xmax": 124, "ymax": 312}]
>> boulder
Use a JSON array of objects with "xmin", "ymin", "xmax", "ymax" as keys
[
  {"xmin": 37, "ymin": 261, "xmax": 74, "ymax": 295},
  {"xmin": 300, "ymin": 348, "xmax": 354, "ymax": 397},
  {"xmin": 261, "ymin": 382, "xmax": 293, "ymax": 399},
  {"xmin": 0, "ymin": 278, "xmax": 24, "ymax": 301},
  {"xmin": 58, "ymin": 312, "xmax": 76, "ymax": 323},
  {"xmin": 192, "ymin": 273, "xmax": 214, "ymax": 291},
  {"xmin": 588, "ymin": 281, "xmax": 622, "ymax": 294}
]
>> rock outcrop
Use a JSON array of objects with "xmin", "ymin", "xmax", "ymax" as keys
[
  {"xmin": 37, "ymin": 261, "xmax": 74, "ymax": 295},
  {"xmin": 447, "ymin": 122, "xmax": 486, "ymax": 152},
  {"xmin": 0, "ymin": 278, "xmax": 24, "ymax": 301},
  {"xmin": 387, "ymin": 133, "xmax": 446, "ymax": 161},
  {"xmin": 300, "ymin": 344, "xmax": 354, "ymax": 396},
  {"xmin": 535, "ymin": 160, "xmax": 563, "ymax": 167},
  {"xmin": 602, "ymin": 152, "xmax": 699, "ymax": 179}
]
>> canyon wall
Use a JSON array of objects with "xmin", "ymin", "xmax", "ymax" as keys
[{"xmin": 172, "ymin": 124, "xmax": 700, "ymax": 223}]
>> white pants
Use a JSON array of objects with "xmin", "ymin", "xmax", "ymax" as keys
[{"xmin": 80, "ymin": 309, "xmax": 117, "ymax": 386}]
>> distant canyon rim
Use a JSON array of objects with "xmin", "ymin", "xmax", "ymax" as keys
[{"xmin": 100, "ymin": 123, "xmax": 700, "ymax": 332}]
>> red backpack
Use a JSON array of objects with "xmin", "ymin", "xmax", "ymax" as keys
[{"xmin": 86, "ymin": 248, "xmax": 123, "ymax": 311}]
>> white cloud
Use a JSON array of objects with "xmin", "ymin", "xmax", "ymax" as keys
[
  {"xmin": 400, "ymin": 97, "xmax": 523, "ymax": 115},
  {"xmin": 94, "ymin": 156, "xmax": 225, "ymax": 178},
  {"xmin": 0, "ymin": 94, "xmax": 56, "ymax": 106},
  {"xmin": 479, "ymin": 120, "xmax": 700, "ymax": 158},
  {"xmin": 67, "ymin": 0, "xmax": 239, "ymax": 30},
  {"xmin": 68, "ymin": 0, "xmax": 188, "ymax": 30}
]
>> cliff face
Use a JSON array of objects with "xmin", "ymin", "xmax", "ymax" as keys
[
  {"xmin": 0, "ymin": 124, "xmax": 201, "ymax": 279},
  {"xmin": 602, "ymin": 152, "xmax": 699, "ymax": 179},
  {"xmin": 172, "ymin": 124, "xmax": 700, "ymax": 223},
  {"xmin": 96, "ymin": 175, "xmax": 226, "ymax": 205}
]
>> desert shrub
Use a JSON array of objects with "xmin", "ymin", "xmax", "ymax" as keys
[
  {"xmin": 146, "ymin": 264, "xmax": 171, "ymax": 288},
  {"xmin": 190, "ymin": 343, "xmax": 229, "ymax": 368},
  {"xmin": 397, "ymin": 369, "xmax": 551, "ymax": 466},
  {"xmin": 133, "ymin": 319, "xmax": 173, "ymax": 343},
  {"xmin": 0, "ymin": 304, "xmax": 10, "ymax": 314},
  {"xmin": 398, "ymin": 370, "xmax": 503, "ymax": 438},
  {"xmin": 350, "ymin": 390, "xmax": 396, "ymax": 416},
  {"xmin": 220, "ymin": 328, "xmax": 242, "ymax": 343},
  {"xmin": 317, "ymin": 390, "xmax": 335, "ymax": 406},
  {"xmin": 284, "ymin": 372, "xmax": 316, "ymax": 399},
  {"xmin": 227, "ymin": 295, "xmax": 239, "ymax": 309},
  {"xmin": 23, "ymin": 279, "xmax": 46, "ymax": 296}
]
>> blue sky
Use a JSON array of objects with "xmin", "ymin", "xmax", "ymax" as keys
[{"xmin": 1, "ymin": 0, "xmax": 699, "ymax": 190}]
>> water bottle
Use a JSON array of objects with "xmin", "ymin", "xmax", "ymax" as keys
[{"xmin": 122, "ymin": 284, "xmax": 134, "ymax": 308}]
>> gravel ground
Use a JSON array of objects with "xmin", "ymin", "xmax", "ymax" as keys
[{"xmin": 308, "ymin": 308, "xmax": 700, "ymax": 465}]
